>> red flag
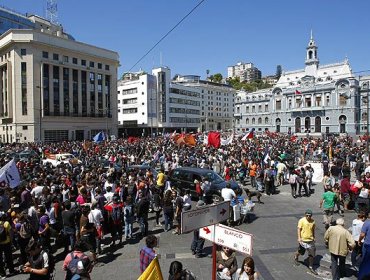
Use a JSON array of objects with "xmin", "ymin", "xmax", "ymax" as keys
[
  {"xmin": 184, "ymin": 134, "xmax": 196, "ymax": 146},
  {"xmin": 290, "ymin": 135, "xmax": 297, "ymax": 142},
  {"xmin": 208, "ymin": 131, "xmax": 221, "ymax": 148},
  {"xmin": 295, "ymin": 89, "xmax": 302, "ymax": 94}
]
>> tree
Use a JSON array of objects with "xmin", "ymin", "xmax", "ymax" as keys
[{"xmin": 213, "ymin": 73, "xmax": 223, "ymax": 83}]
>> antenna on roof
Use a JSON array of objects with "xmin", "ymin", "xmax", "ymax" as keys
[{"xmin": 46, "ymin": 0, "xmax": 58, "ymax": 24}]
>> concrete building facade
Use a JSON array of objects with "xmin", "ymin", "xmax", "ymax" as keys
[
  {"xmin": 0, "ymin": 8, "xmax": 119, "ymax": 142},
  {"xmin": 235, "ymin": 34, "xmax": 363, "ymax": 137}
]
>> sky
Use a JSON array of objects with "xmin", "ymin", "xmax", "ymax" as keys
[{"xmin": 2, "ymin": 0, "xmax": 370, "ymax": 80}]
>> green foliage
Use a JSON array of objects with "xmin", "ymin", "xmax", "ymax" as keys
[
  {"xmin": 213, "ymin": 73, "xmax": 223, "ymax": 83},
  {"xmin": 226, "ymin": 77, "xmax": 273, "ymax": 92}
]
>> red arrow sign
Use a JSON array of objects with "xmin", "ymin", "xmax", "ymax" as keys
[
  {"xmin": 220, "ymin": 208, "xmax": 227, "ymax": 216},
  {"xmin": 203, "ymin": 227, "xmax": 211, "ymax": 234}
]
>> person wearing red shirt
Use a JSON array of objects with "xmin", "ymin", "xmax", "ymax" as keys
[{"xmin": 340, "ymin": 176, "xmax": 351, "ymax": 210}]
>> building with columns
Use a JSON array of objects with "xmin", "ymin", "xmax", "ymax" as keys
[
  {"xmin": 235, "ymin": 34, "xmax": 363, "ymax": 137},
  {"xmin": 0, "ymin": 7, "xmax": 119, "ymax": 142}
]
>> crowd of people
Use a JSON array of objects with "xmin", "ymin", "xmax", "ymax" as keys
[{"xmin": 0, "ymin": 132, "xmax": 368, "ymax": 279}]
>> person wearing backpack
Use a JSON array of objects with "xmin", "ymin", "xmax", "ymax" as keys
[
  {"xmin": 17, "ymin": 212, "xmax": 34, "ymax": 265},
  {"xmin": 263, "ymin": 165, "xmax": 275, "ymax": 196},
  {"xmin": 0, "ymin": 211, "xmax": 16, "ymax": 278},
  {"xmin": 124, "ymin": 196, "xmax": 134, "ymax": 239},
  {"xmin": 63, "ymin": 240, "xmax": 93, "ymax": 280},
  {"xmin": 110, "ymin": 195, "xmax": 123, "ymax": 247},
  {"xmin": 23, "ymin": 239, "xmax": 54, "ymax": 280}
]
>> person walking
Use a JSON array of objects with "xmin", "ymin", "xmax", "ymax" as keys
[
  {"xmin": 351, "ymin": 212, "xmax": 366, "ymax": 270},
  {"xmin": 359, "ymin": 212, "xmax": 370, "ymax": 280},
  {"xmin": 320, "ymin": 187, "xmax": 337, "ymax": 230},
  {"xmin": 293, "ymin": 209, "xmax": 318, "ymax": 275},
  {"xmin": 324, "ymin": 218, "xmax": 355, "ymax": 280},
  {"xmin": 0, "ymin": 212, "xmax": 16, "ymax": 278},
  {"xmin": 139, "ymin": 235, "xmax": 158, "ymax": 274}
]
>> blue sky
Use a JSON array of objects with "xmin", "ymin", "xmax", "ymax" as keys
[{"xmin": 2, "ymin": 0, "xmax": 370, "ymax": 79}]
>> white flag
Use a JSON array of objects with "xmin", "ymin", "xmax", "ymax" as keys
[{"xmin": 0, "ymin": 159, "xmax": 21, "ymax": 188}]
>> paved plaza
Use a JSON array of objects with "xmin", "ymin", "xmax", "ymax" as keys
[{"xmin": 10, "ymin": 180, "xmax": 359, "ymax": 280}]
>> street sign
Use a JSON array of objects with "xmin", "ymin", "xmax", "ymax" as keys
[
  {"xmin": 214, "ymin": 224, "xmax": 253, "ymax": 255},
  {"xmin": 181, "ymin": 201, "xmax": 230, "ymax": 233},
  {"xmin": 199, "ymin": 224, "xmax": 215, "ymax": 242}
]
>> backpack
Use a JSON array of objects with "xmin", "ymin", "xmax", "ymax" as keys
[
  {"xmin": 288, "ymin": 175, "xmax": 296, "ymax": 184},
  {"xmin": 19, "ymin": 220, "xmax": 33, "ymax": 239},
  {"xmin": 67, "ymin": 252, "xmax": 90, "ymax": 278},
  {"xmin": 0, "ymin": 222, "xmax": 7, "ymax": 242},
  {"xmin": 124, "ymin": 204, "xmax": 133, "ymax": 218},
  {"xmin": 111, "ymin": 204, "xmax": 122, "ymax": 223}
]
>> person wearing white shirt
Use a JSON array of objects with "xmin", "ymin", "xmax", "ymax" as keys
[
  {"xmin": 351, "ymin": 212, "xmax": 366, "ymax": 268},
  {"xmin": 104, "ymin": 186, "xmax": 114, "ymax": 203},
  {"xmin": 88, "ymin": 202, "xmax": 104, "ymax": 254},
  {"xmin": 221, "ymin": 184, "xmax": 236, "ymax": 202}
]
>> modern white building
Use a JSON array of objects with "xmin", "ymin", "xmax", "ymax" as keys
[
  {"xmin": 117, "ymin": 67, "xmax": 235, "ymax": 135},
  {"xmin": 0, "ymin": 8, "xmax": 119, "ymax": 143},
  {"xmin": 235, "ymin": 34, "xmax": 364, "ymax": 137}
]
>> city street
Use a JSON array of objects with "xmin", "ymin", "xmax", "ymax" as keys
[{"xmin": 10, "ymin": 179, "xmax": 358, "ymax": 280}]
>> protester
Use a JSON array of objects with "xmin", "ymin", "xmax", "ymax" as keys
[
  {"xmin": 139, "ymin": 235, "xmax": 158, "ymax": 274},
  {"xmin": 234, "ymin": 256, "xmax": 260, "ymax": 280},
  {"xmin": 293, "ymin": 209, "xmax": 318, "ymax": 275},
  {"xmin": 324, "ymin": 218, "xmax": 355, "ymax": 280},
  {"xmin": 216, "ymin": 246, "xmax": 237, "ymax": 280},
  {"xmin": 24, "ymin": 239, "xmax": 53, "ymax": 280}
]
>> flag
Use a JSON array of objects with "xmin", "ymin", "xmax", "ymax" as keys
[
  {"xmin": 221, "ymin": 134, "xmax": 234, "ymax": 146},
  {"xmin": 0, "ymin": 159, "xmax": 21, "ymax": 188},
  {"xmin": 295, "ymin": 89, "xmax": 302, "ymax": 94},
  {"xmin": 207, "ymin": 131, "xmax": 221, "ymax": 148},
  {"xmin": 93, "ymin": 131, "xmax": 106, "ymax": 143},
  {"xmin": 290, "ymin": 135, "xmax": 297, "ymax": 142},
  {"xmin": 184, "ymin": 134, "xmax": 196, "ymax": 146},
  {"xmin": 242, "ymin": 129, "xmax": 254, "ymax": 140},
  {"xmin": 263, "ymin": 148, "xmax": 271, "ymax": 165},
  {"xmin": 138, "ymin": 257, "xmax": 163, "ymax": 280},
  {"xmin": 128, "ymin": 136, "xmax": 139, "ymax": 143}
]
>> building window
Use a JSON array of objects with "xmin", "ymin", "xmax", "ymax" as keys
[
  {"xmin": 288, "ymin": 99, "xmax": 292, "ymax": 109},
  {"xmin": 246, "ymin": 106, "xmax": 249, "ymax": 113},
  {"xmin": 315, "ymin": 95, "xmax": 321, "ymax": 107},
  {"xmin": 339, "ymin": 95, "xmax": 347, "ymax": 106},
  {"xmin": 258, "ymin": 105, "xmax": 262, "ymax": 112},
  {"xmin": 21, "ymin": 49, "xmax": 26, "ymax": 56},
  {"xmin": 63, "ymin": 56, "xmax": 69, "ymax": 63},
  {"xmin": 252, "ymin": 118, "xmax": 255, "ymax": 124},
  {"xmin": 42, "ymin": 51, "xmax": 49, "ymax": 59},
  {"xmin": 72, "ymin": 69, "xmax": 78, "ymax": 115},
  {"xmin": 265, "ymin": 117, "xmax": 269, "ymax": 124},
  {"xmin": 53, "ymin": 66, "xmax": 60, "ymax": 115},
  {"xmin": 295, "ymin": 117, "xmax": 301, "ymax": 133},
  {"xmin": 21, "ymin": 62, "xmax": 27, "ymax": 115},
  {"xmin": 89, "ymin": 61, "xmax": 94, "ymax": 68},
  {"xmin": 63, "ymin": 68, "xmax": 69, "ymax": 116},
  {"xmin": 72, "ymin": 57, "xmax": 78, "ymax": 64},
  {"xmin": 53, "ymin": 53, "xmax": 59, "ymax": 61},
  {"xmin": 252, "ymin": 106, "xmax": 255, "ymax": 113},
  {"xmin": 22, "ymin": 126, "xmax": 28, "ymax": 130},
  {"xmin": 315, "ymin": 116, "xmax": 321, "ymax": 133},
  {"xmin": 246, "ymin": 118, "xmax": 249, "ymax": 124},
  {"xmin": 81, "ymin": 59, "xmax": 86, "ymax": 66},
  {"xmin": 265, "ymin": 104, "xmax": 269, "ymax": 112},
  {"xmin": 276, "ymin": 100, "xmax": 281, "ymax": 110},
  {"xmin": 326, "ymin": 95, "xmax": 330, "ymax": 106},
  {"xmin": 305, "ymin": 96, "xmax": 312, "ymax": 107},
  {"xmin": 258, "ymin": 117, "xmax": 262, "ymax": 124},
  {"xmin": 105, "ymin": 65, "xmax": 110, "ymax": 71},
  {"xmin": 98, "ymin": 63, "xmax": 102, "ymax": 69}
]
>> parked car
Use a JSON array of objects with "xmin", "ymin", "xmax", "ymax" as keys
[{"xmin": 168, "ymin": 167, "xmax": 240, "ymax": 202}]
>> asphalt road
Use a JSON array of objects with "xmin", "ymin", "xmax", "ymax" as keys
[{"xmin": 10, "ymin": 179, "xmax": 359, "ymax": 280}]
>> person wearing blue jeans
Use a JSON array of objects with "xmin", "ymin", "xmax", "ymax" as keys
[
  {"xmin": 162, "ymin": 190, "xmax": 174, "ymax": 232},
  {"xmin": 359, "ymin": 213, "xmax": 370, "ymax": 280},
  {"xmin": 124, "ymin": 198, "xmax": 134, "ymax": 239}
]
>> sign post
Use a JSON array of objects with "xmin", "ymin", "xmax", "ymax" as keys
[
  {"xmin": 181, "ymin": 201, "xmax": 230, "ymax": 233},
  {"xmin": 200, "ymin": 224, "xmax": 254, "ymax": 279}
]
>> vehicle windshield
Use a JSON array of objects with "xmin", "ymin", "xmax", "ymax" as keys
[{"xmin": 205, "ymin": 171, "xmax": 224, "ymax": 183}]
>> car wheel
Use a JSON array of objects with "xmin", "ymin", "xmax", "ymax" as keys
[{"xmin": 212, "ymin": 194, "xmax": 223, "ymax": 203}]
